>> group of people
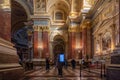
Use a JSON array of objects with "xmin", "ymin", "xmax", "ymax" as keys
[{"xmin": 45, "ymin": 57, "xmax": 77, "ymax": 76}]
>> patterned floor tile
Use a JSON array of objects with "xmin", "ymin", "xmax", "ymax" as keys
[{"xmin": 24, "ymin": 66, "xmax": 104, "ymax": 80}]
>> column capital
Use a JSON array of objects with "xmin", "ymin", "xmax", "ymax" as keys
[
  {"xmin": 33, "ymin": 25, "xmax": 49, "ymax": 32},
  {"xmin": 33, "ymin": 25, "xmax": 39, "ymax": 31},
  {"xmin": 68, "ymin": 27, "xmax": 77, "ymax": 32}
]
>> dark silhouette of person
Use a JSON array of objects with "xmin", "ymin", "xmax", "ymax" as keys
[
  {"xmin": 57, "ymin": 61, "xmax": 63, "ymax": 76},
  {"xmin": 71, "ymin": 59, "xmax": 76, "ymax": 69},
  {"xmin": 46, "ymin": 58, "xmax": 50, "ymax": 71},
  {"xmin": 56, "ymin": 54, "xmax": 64, "ymax": 76}
]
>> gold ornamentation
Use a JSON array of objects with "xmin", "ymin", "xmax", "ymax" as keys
[
  {"xmin": 34, "ymin": 0, "xmax": 46, "ymax": 13},
  {"xmin": 33, "ymin": 25, "xmax": 49, "ymax": 32},
  {"xmin": 0, "ymin": 0, "xmax": 10, "ymax": 10}
]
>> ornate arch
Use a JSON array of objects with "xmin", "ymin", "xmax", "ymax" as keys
[
  {"xmin": 53, "ymin": 35, "xmax": 65, "ymax": 60},
  {"xmin": 47, "ymin": 0, "xmax": 70, "ymax": 13},
  {"xmin": 53, "ymin": 35, "xmax": 65, "ymax": 41},
  {"xmin": 13, "ymin": 0, "xmax": 31, "ymax": 20}
]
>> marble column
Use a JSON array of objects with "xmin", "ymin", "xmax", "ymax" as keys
[
  {"xmin": 68, "ymin": 31, "xmax": 76, "ymax": 59},
  {"xmin": 80, "ymin": 32, "xmax": 82, "ymax": 59},
  {"xmin": 86, "ymin": 28, "xmax": 92, "ymax": 58},
  {"xmin": 99, "ymin": 33, "xmax": 102, "ymax": 55},
  {"xmin": 0, "ymin": 6, "xmax": 11, "ymax": 41},
  {"xmin": 42, "ymin": 27, "xmax": 49, "ymax": 58},
  {"xmin": 33, "ymin": 30, "xmax": 38, "ymax": 58},
  {"xmin": 82, "ymin": 28, "xmax": 87, "ymax": 58},
  {"xmin": 94, "ymin": 37, "xmax": 96, "ymax": 56},
  {"xmin": 111, "ymin": 24, "xmax": 115, "ymax": 50},
  {"xmin": 71, "ymin": 32, "xmax": 76, "ymax": 58},
  {"xmin": 68, "ymin": 32, "xmax": 72, "ymax": 59},
  {"xmin": 38, "ymin": 29, "xmax": 43, "ymax": 58}
]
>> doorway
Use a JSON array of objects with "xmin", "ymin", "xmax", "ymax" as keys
[{"xmin": 53, "ymin": 36, "xmax": 65, "ymax": 62}]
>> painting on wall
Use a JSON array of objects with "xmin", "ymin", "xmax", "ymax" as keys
[
  {"xmin": 102, "ymin": 38, "xmax": 111, "ymax": 50},
  {"xmin": 102, "ymin": 32, "xmax": 111, "ymax": 50}
]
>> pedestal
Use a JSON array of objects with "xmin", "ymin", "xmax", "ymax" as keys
[
  {"xmin": 0, "ymin": 38, "xmax": 24, "ymax": 80},
  {"xmin": 106, "ymin": 48, "xmax": 120, "ymax": 80}
]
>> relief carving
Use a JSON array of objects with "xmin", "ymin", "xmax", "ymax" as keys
[{"xmin": 35, "ymin": 0, "xmax": 46, "ymax": 12}]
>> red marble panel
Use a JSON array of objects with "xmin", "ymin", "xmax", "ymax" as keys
[
  {"xmin": 42, "ymin": 31, "xmax": 49, "ymax": 58},
  {"xmin": 4, "ymin": 12, "xmax": 11, "ymax": 41},
  {"xmin": 0, "ymin": 9, "xmax": 11, "ymax": 41},
  {"xmin": 68, "ymin": 32, "xmax": 72, "ymax": 59},
  {"xmin": 82, "ymin": 28, "xmax": 87, "ymax": 57},
  {"xmin": 68, "ymin": 32, "xmax": 76, "ymax": 59},
  {"xmin": 33, "ymin": 31, "xmax": 38, "ymax": 58},
  {"xmin": 71, "ymin": 32, "xmax": 76, "ymax": 58}
]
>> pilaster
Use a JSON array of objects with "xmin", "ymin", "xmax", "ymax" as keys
[
  {"xmin": 99, "ymin": 33, "xmax": 103, "ymax": 55},
  {"xmin": 33, "ymin": 25, "xmax": 49, "ymax": 58},
  {"xmin": 68, "ymin": 26, "xmax": 77, "ymax": 59},
  {"xmin": 33, "ymin": 27, "xmax": 38, "ymax": 58},
  {"xmin": 82, "ymin": 28, "xmax": 87, "ymax": 58},
  {"xmin": 110, "ymin": 24, "xmax": 115, "ymax": 50}
]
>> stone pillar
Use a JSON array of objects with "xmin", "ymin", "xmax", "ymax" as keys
[
  {"xmin": 38, "ymin": 27, "xmax": 43, "ymax": 58},
  {"xmin": 86, "ymin": 27, "xmax": 92, "ymax": 58},
  {"xmin": 68, "ymin": 26, "xmax": 76, "ymax": 59},
  {"xmin": 0, "ymin": 0, "xmax": 23, "ymax": 80},
  {"xmin": 79, "ymin": 32, "xmax": 82, "ymax": 59},
  {"xmin": 94, "ymin": 37, "xmax": 96, "ymax": 56},
  {"xmin": 82, "ymin": 28, "xmax": 87, "ymax": 58},
  {"xmin": 33, "ymin": 26, "xmax": 38, "ymax": 58},
  {"xmin": 71, "ymin": 32, "xmax": 76, "ymax": 58},
  {"xmin": 0, "ymin": 2, "xmax": 11, "ymax": 41},
  {"xmin": 80, "ymin": 32, "xmax": 82, "ymax": 49},
  {"xmin": 42, "ymin": 26, "xmax": 49, "ymax": 58},
  {"xmin": 65, "ymin": 41, "xmax": 68, "ymax": 59},
  {"xmin": 111, "ymin": 24, "xmax": 115, "ymax": 50},
  {"xmin": 99, "ymin": 33, "xmax": 102, "ymax": 55},
  {"xmin": 68, "ymin": 32, "xmax": 72, "ymax": 59}
]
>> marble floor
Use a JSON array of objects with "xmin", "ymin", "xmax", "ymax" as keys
[{"xmin": 23, "ymin": 66, "xmax": 105, "ymax": 80}]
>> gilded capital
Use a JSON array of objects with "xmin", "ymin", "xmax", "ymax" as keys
[
  {"xmin": 68, "ymin": 27, "xmax": 77, "ymax": 32},
  {"xmin": 33, "ymin": 25, "xmax": 49, "ymax": 32},
  {"xmin": 0, "ymin": 0, "xmax": 11, "ymax": 11}
]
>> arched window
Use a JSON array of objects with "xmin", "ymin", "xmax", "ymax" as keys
[{"xmin": 55, "ymin": 12, "xmax": 63, "ymax": 20}]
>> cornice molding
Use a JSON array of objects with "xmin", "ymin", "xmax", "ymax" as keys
[{"xmin": 30, "ymin": 15, "xmax": 50, "ymax": 19}]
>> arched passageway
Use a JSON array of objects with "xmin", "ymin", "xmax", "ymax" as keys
[{"xmin": 53, "ymin": 35, "xmax": 65, "ymax": 61}]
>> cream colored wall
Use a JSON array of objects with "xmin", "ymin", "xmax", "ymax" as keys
[{"xmin": 92, "ymin": 0, "xmax": 119, "ymax": 59}]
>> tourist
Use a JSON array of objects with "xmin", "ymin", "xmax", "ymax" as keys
[
  {"xmin": 71, "ymin": 59, "xmax": 76, "ymax": 69},
  {"xmin": 45, "ymin": 58, "xmax": 50, "ymax": 71}
]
